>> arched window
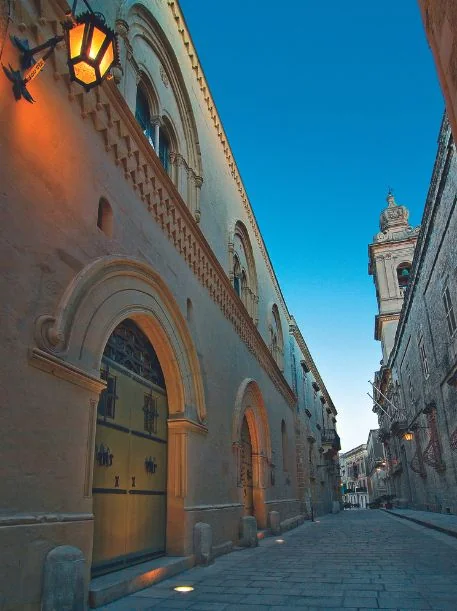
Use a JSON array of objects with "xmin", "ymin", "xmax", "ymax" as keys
[
  {"xmin": 241, "ymin": 271, "xmax": 248, "ymax": 307},
  {"xmin": 159, "ymin": 127, "xmax": 170, "ymax": 173},
  {"xmin": 128, "ymin": 8, "xmax": 203, "ymax": 221},
  {"xmin": 97, "ymin": 198, "xmax": 113, "ymax": 238},
  {"xmin": 135, "ymin": 84, "xmax": 154, "ymax": 148},
  {"xmin": 230, "ymin": 221, "xmax": 258, "ymax": 322},
  {"xmin": 281, "ymin": 420, "xmax": 288, "ymax": 471},
  {"xmin": 233, "ymin": 255, "xmax": 241, "ymax": 297},
  {"xmin": 397, "ymin": 262, "xmax": 411, "ymax": 289},
  {"xmin": 270, "ymin": 304, "xmax": 284, "ymax": 371},
  {"xmin": 135, "ymin": 82, "xmax": 172, "ymax": 175}
]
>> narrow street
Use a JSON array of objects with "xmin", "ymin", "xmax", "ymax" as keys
[{"xmin": 99, "ymin": 510, "xmax": 457, "ymax": 610}]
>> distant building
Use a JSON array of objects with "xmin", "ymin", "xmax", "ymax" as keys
[
  {"xmin": 339, "ymin": 445, "xmax": 369, "ymax": 509},
  {"xmin": 366, "ymin": 429, "xmax": 388, "ymax": 503},
  {"xmin": 369, "ymin": 115, "xmax": 457, "ymax": 514}
]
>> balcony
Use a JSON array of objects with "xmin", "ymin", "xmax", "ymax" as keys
[
  {"xmin": 390, "ymin": 411, "xmax": 409, "ymax": 438},
  {"xmin": 321, "ymin": 428, "xmax": 341, "ymax": 453}
]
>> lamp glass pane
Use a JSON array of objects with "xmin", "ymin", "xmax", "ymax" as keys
[
  {"xmin": 74, "ymin": 61, "xmax": 97, "ymax": 85},
  {"xmin": 99, "ymin": 42, "xmax": 114, "ymax": 78},
  {"xmin": 69, "ymin": 23, "xmax": 85, "ymax": 59},
  {"xmin": 89, "ymin": 26, "xmax": 107, "ymax": 60}
]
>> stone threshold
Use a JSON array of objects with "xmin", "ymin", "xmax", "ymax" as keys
[
  {"xmin": 89, "ymin": 555, "xmax": 194, "ymax": 608},
  {"xmin": 383, "ymin": 508, "xmax": 457, "ymax": 539}
]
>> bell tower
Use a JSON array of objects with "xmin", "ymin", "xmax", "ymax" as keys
[{"xmin": 368, "ymin": 192, "xmax": 420, "ymax": 364}]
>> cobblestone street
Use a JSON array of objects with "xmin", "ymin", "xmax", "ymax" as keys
[{"xmin": 98, "ymin": 510, "xmax": 457, "ymax": 610}]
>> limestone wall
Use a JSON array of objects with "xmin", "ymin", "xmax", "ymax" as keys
[{"xmin": 0, "ymin": 1, "xmax": 338, "ymax": 608}]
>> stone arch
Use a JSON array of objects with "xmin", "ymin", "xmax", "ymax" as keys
[
  {"xmin": 229, "ymin": 220, "xmax": 259, "ymax": 323},
  {"xmin": 35, "ymin": 256, "xmax": 206, "ymax": 424},
  {"xmin": 119, "ymin": 1, "xmax": 203, "ymax": 220},
  {"xmin": 232, "ymin": 378, "xmax": 271, "ymax": 527}
]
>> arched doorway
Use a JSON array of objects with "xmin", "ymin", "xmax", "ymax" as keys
[
  {"xmin": 240, "ymin": 416, "xmax": 254, "ymax": 516},
  {"xmin": 233, "ymin": 379, "xmax": 271, "ymax": 528},
  {"xmin": 92, "ymin": 319, "xmax": 168, "ymax": 575},
  {"xmin": 34, "ymin": 256, "xmax": 207, "ymax": 559}
]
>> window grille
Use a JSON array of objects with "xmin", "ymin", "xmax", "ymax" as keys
[
  {"xmin": 143, "ymin": 393, "xmax": 159, "ymax": 435},
  {"xmin": 443, "ymin": 286, "xmax": 457, "ymax": 337},
  {"xmin": 98, "ymin": 367, "xmax": 116, "ymax": 419},
  {"xmin": 419, "ymin": 337, "xmax": 430, "ymax": 379}
]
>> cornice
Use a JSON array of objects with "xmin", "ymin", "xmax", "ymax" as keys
[
  {"xmin": 167, "ymin": 417, "xmax": 208, "ymax": 436},
  {"xmin": 289, "ymin": 322, "xmax": 337, "ymax": 416},
  {"xmin": 167, "ymin": 1, "xmax": 290, "ymax": 322},
  {"xmin": 29, "ymin": 348, "xmax": 107, "ymax": 393},
  {"xmin": 374, "ymin": 313, "xmax": 400, "ymax": 341},
  {"xmin": 21, "ymin": 9, "xmax": 297, "ymax": 408}
]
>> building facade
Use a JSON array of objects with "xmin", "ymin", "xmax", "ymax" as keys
[
  {"xmin": 369, "ymin": 115, "xmax": 457, "ymax": 514},
  {"xmin": 0, "ymin": 1, "xmax": 339, "ymax": 608},
  {"xmin": 366, "ymin": 429, "xmax": 388, "ymax": 504},
  {"xmin": 339, "ymin": 445, "xmax": 369, "ymax": 509},
  {"xmin": 418, "ymin": 1, "xmax": 457, "ymax": 143}
]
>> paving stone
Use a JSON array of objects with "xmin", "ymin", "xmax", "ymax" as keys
[
  {"xmin": 188, "ymin": 603, "xmax": 228, "ymax": 610},
  {"xmin": 97, "ymin": 511, "xmax": 457, "ymax": 611},
  {"xmin": 342, "ymin": 598, "xmax": 379, "ymax": 608}
]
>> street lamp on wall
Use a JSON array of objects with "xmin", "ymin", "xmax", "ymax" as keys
[
  {"xmin": 2, "ymin": 0, "xmax": 118, "ymax": 102},
  {"xmin": 65, "ymin": 10, "xmax": 117, "ymax": 90},
  {"xmin": 402, "ymin": 431, "xmax": 414, "ymax": 441}
]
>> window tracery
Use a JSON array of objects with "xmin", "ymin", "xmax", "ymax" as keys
[
  {"xmin": 126, "ymin": 5, "xmax": 203, "ymax": 222},
  {"xmin": 229, "ymin": 221, "xmax": 258, "ymax": 323},
  {"xmin": 270, "ymin": 304, "xmax": 284, "ymax": 371}
]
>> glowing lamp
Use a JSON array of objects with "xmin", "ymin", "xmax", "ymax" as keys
[
  {"xmin": 173, "ymin": 586, "xmax": 194, "ymax": 593},
  {"xmin": 403, "ymin": 431, "xmax": 414, "ymax": 441},
  {"xmin": 3, "ymin": 0, "xmax": 118, "ymax": 103},
  {"xmin": 66, "ymin": 12, "xmax": 117, "ymax": 91}
]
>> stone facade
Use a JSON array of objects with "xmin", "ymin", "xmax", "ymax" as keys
[
  {"xmin": 369, "ymin": 115, "xmax": 457, "ymax": 514},
  {"xmin": 418, "ymin": 0, "xmax": 457, "ymax": 142},
  {"xmin": 366, "ymin": 429, "xmax": 387, "ymax": 504},
  {"xmin": 339, "ymin": 445, "xmax": 369, "ymax": 509},
  {"xmin": 0, "ymin": 1, "xmax": 339, "ymax": 609}
]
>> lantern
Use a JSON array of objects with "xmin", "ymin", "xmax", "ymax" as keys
[
  {"xmin": 65, "ymin": 12, "xmax": 118, "ymax": 91},
  {"xmin": 403, "ymin": 431, "xmax": 414, "ymax": 441}
]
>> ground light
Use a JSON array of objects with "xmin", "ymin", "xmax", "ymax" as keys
[
  {"xmin": 3, "ymin": 0, "xmax": 118, "ymax": 102},
  {"xmin": 173, "ymin": 586, "xmax": 195, "ymax": 593},
  {"xmin": 275, "ymin": 539, "xmax": 285, "ymax": 544}
]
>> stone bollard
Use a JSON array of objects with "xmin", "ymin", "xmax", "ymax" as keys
[
  {"xmin": 239, "ymin": 515, "xmax": 258, "ymax": 547},
  {"xmin": 332, "ymin": 501, "xmax": 340, "ymax": 514},
  {"xmin": 193, "ymin": 522, "xmax": 213, "ymax": 565},
  {"xmin": 41, "ymin": 545, "xmax": 85, "ymax": 611},
  {"xmin": 268, "ymin": 511, "xmax": 281, "ymax": 535}
]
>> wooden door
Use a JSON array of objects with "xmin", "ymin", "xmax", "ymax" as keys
[
  {"xmin": 240, "ymin": 417, "xmax": 254, "ymax": 516},
  {"xmin": 92, "ymin": 320, "xmax": 168, "ymax": 576}
]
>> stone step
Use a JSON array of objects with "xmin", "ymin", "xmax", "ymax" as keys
[{"xmin": 89, "ymin": 555, "xmax": 194, "ymax": 608}]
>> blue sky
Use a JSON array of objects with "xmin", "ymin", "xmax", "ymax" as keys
[{"xmin": 180, "ymin": 0, "xmax": 444, "ymax": 451}]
